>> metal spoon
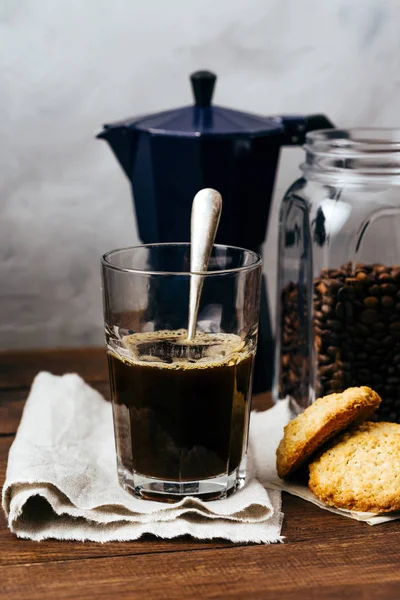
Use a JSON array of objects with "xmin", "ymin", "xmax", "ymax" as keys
[{"xmin": 187, "ymin": 188, "xmax": 223, "ymax": 341}]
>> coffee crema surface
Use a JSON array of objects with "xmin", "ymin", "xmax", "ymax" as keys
[{"xmin": 108, "ymin": 330, "xmax": 254, "ymax": 482}]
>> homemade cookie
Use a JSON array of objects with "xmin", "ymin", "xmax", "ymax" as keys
[
  {"xmin": 309, "ymin": 421, "xmax": 400, "ymax": 513},
  {"xmin": 276, "ymin": 386, "xmax": 381, "ymax": 479}
]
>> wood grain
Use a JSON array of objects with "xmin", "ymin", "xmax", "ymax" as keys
[
  {"xmin": 1, "ymin": 536, "xmax": 400, "ymax": 600},
  {"xmin": 1, "ymin": 348, "xmax": 400, "ymax": 600},
  {"xmin": 0, "ymin": 347, "xmax": 108, "ymax": 389}
]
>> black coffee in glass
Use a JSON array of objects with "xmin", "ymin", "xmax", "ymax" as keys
[
  {"xmin": 108, "ymin": 330, "xmax": 254, "ymax": 489},
  {"xmin": 102, "ymin": 243, "xmax": 261, "ymax": 500}
]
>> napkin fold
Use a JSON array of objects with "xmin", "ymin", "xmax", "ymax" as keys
[{"xmin": 2, "ymin": 373, "xmax": 288, "ymax": 543}]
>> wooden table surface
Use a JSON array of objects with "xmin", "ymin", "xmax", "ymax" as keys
[{"xmin": 0, "ymin": 348, "xmax": 399, "ymax": 599}]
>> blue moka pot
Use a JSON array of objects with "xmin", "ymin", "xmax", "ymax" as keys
[{"xmin": 97, "ymin": 71, "xmax": 333, "ymax": 393}]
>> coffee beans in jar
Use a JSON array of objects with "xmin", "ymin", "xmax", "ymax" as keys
[{"xmin": 279, "ymin": 263, "xmax": 400, "ymax": 422}]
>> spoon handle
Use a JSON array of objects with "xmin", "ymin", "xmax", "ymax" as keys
[{"xmin": 187, "ymin": 189, "xmax": 222, "ymax": 340}]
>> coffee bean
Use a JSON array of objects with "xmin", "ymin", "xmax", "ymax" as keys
[
  {"xmin": 328, "ymin": 279, "xmax": 343, "ymax": 294},
  {"xmin": 376, "ymin": 348, "xmax": 388, "ymax": 356},
  {"xmin": 390, "ymin": 322, "xmax": 400, "ymax": 333},
  {"xmin": 317, "ymin": 281, "xmax": 328, "ymax": 295},
  {"xmin": 327, "ymin": 345, "xmax": 340, "ymax": 357},
  {"xmin": 365, "ymin": 337, "xmax": 380, "ymax": 349},
  {"xmin": 379, "ymin": 310, "xmax": 391, "ymax": 322},
  {"xmin": 373, "ymin": 265, "xmax": 387, "ymax": 274},
  {"xmin": 330, "ymin": 381, "xmax": 344, "ymax": 391},
  {"xmin": 381, "ymin": 296, "xmax": 394, "ymax": 309},
  {"xmin": 388, "ymin": 377, "xmax": 400, "ymax": 385},
  {"xmin": 318, "ymin": 354, "xmax": 331, "ymax": 365},
  {"xmin": 364, "ymin": 296, "xmax": 379, "ymax": 309},
  {"xmin": 372, "ymin": 332, "xmax": 384, "ymax": 342},
  {"xmin": 357, "ymin": 368, "xmax": 370, "ymax": 378},
  {"xmin": 344, "ymin": 303, "xmax": 354, "ymax": 324},
  {"xmin": 356, "ymin": 271, "xmax": 368, "ymax": 282},
  {"xmin": 320, "ymin": 364, "xmax": 334, "ymax": 376},
  {"xmin": 332, "ymin": 370, "xmax": 345, "ymax": 381},
  {"xmin": 369, "ymin": 284, "xmax": 381, "ymax": 296},
  {"xmin": 381, "ymin": 283, "xmax": 397, "ymax": 295},
  {"xmin": 382, "ymin": 335, "xmax": 395, "ymax": 347},
  {"xmin": 369, "ymin": 355, "xmax": 381, "ymax": 365},
  {"xmin": 327, "ymin": 332, "xmax": 340, "ymax": 344},
  {"xmin": 346, "ymin": 277, "xmax": 364, "ymax": 293},
  {"xmin": 338, "ymin": 286, "xmax": 355, "ymax": 301},
  {"xmin": 326, "ymin": 319, "xmax": 343, "ymax": 332},
  {"xmin": 378, "ymin": 273, "xmax": 394, "ymax": 283},
  {"xmin": 387, "ymin": 366, "xmax": 396, "ymax": 375},
  {"xmin": 321, "ymin": 304, "xmax": 332, "ymax": 316},
  {"xmin": 335, "ymin": 302, "xmax": 345, "ymax": 319},
  {"xmin": 321, "ymin": 330, "xmax": 333, "ymax": 341},
  {"xmin": 360, "ymin": 309, "xmax": 378, "ymax": 324},
  {"xmin": 355, "ymin": 323, "xmax": 369, "ymax": 337}
]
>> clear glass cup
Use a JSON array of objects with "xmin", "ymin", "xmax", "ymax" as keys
[
  {"xmin": 102, "ymin": 243, "xmax": 262, "ymax": 501},
  {"xmin": 275, "ymin": 129, "xmax": 400, "ymax": 422}
]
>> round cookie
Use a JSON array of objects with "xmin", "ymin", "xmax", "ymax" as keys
[
  {"xmin": 276, "ymin": 387, "xmax": 381, "ymax": 479},
  {"xmin": 309, "ymin": 421, "xmax": 400, "ymax": 513}
]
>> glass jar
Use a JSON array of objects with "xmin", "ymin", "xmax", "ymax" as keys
[{"xmin": 274, "ymin": 129, "xmax": 400, "ymax": 422}]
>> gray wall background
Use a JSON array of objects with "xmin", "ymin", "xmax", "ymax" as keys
[{"xmin": 1, "ymin": 0, "xmax": 400, "ymax": 349}]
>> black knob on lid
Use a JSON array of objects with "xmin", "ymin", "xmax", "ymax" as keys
[{"xmin": 190, "ymin": 70, "xmax": 216, "ymax": 107}]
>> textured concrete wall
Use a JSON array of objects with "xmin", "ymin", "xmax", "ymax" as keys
[{"xmin": 1, "ymin": 0, "xmax": 400, "ymax": 349}]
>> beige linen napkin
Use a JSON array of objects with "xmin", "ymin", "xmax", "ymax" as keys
[{"xmin": 2, "ymin": 372, "xmax": 285, "ymax": 543}]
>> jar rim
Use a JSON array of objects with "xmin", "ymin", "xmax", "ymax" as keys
[
  {"xmin": 306, "ymin": 128, "xmax": 400, "ymax": 150},
  {"xmin": 303, "ymin": 128, "xmax": 400, "ymax": 182}
]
